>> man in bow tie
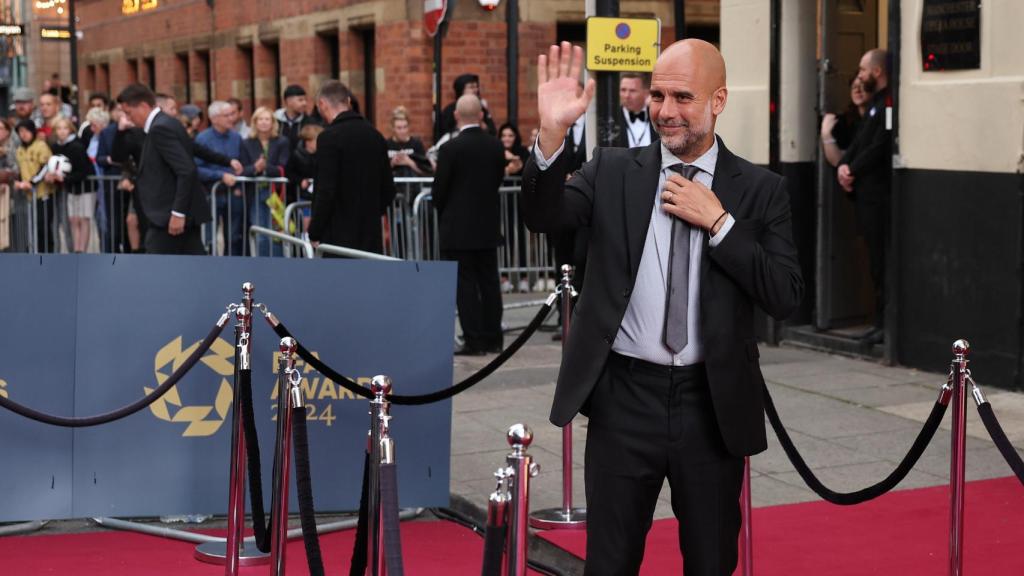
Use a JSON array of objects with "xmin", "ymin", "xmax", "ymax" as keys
[{"xmin": 614, "ymin": 72, "xmax": 659, "ymax": 148}]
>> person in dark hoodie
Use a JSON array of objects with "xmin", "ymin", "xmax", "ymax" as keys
[{"xmin": 439, "ymin": 74, "xmax": 497, "ymax": 137}]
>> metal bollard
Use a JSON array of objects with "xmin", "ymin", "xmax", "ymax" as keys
[
  {"xmin": 367, "ymin": 375, "xmax": 394, "ymax": 576},
  {"xmin": 268, "ymin": 337, "xmax": 301, "ymax": 575},
  {"xmin": 740, "ymin": 457, "xmax": 754, "ymax": 576},
  {"xmin": 505, "ymin": 424, "xmax": 541, "ymax": 576},
  {"xmin": 948, "ymin": 339, "xmax": 970, "ymax": 576},
  {"xmin": 530, "ymin": 265, "xmax": 586, "ymax": 530},
  {"xmin": 195, "ymin": 283, "xmax": 269, "ymax": 570}
]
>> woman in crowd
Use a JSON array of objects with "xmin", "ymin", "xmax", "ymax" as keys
[
  {"xmin": 240, "ymin": 106, "xmax": 290, "ymax": 255},
  {"xmin": 387, "ymin": 106, "xmax": 432, "ymax": 178},
  {"xmin": 286, "ymin": 123, "xmax": 322, "ymax": 237},
  {"xmin": 84, "ymin": 107, "xmax": 111, "ymax": 249},
  {"xmin": 14, "ymin": 120, "xmax": 54, "ymax": 252},
  {"xmin": 499, "ymin": 122, "xmax": 529, "ymax": 178},
  {"xmin": 821, "ymin": 76, "xmax": 871, "ymax": 167},
  {"xmin": 47, "ymin": 116, "xmax": 96, "ymax": 253}
]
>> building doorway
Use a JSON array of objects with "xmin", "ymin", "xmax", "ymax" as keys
[{"xmin": 784, "ymin": 0, "xmax": 887, "ymax": 357}]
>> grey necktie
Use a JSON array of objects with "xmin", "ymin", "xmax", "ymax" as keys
[{"xmin": 664, "ymin": 164, "xmax": 701, "ymax": 353}]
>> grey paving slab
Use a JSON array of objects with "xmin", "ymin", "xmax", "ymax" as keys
[
  {"xmin": 767, "ymin": 460, "xmax": 946, "ymax": 495},
  {"xmin": 755, "ymin": 428, "xmax": 881, "ymax": 474},
  {"xmin": 824, "ymin": 381, "xmax": 944, "ymax": 408}
]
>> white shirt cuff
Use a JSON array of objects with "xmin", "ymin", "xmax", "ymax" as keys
[
  {"xmin": 708, "ymin": 214, "xmax": 735, "ymax": 247},
  {"xmin": 532, "ymin": 140, "xmax": 566, "ymax": 171},
  {"xmin": 170, "ymin": 211, "xmax": 186, "ymax": 218}
]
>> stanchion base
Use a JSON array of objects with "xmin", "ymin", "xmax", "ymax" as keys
[
  {"xmin": 529, "ymin": 507, "xmax": 587, "ymax": 530},
  {"xmin": 193, "ymin": 541, "xmax": 270, "ymax": 566}
]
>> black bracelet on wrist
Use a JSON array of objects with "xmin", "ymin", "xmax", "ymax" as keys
[{"xmin": 711, "ymin": 210, "xmax": 728, "ymax": 233}]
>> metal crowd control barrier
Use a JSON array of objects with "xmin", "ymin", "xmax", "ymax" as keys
[
  {"xmin": 248, "ymin": 225, "xmax": 314, "ymax": 259},
  {"xmin": 530, "ymin": 265, "xmax": 586, "ymax": 530},
  {"xmin": 316, "ymin": 242, "xmax": 402, "ymax": 260},
  {"xmin": 208, "ymin": 176, "xmax": 290, "ymax": 256},
  {"xmin": 195, "ymin": 283, "xmax": 270, "ymax": 570}
]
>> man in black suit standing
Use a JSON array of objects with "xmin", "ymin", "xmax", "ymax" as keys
[
  {"xmin": 523, "ymin": 41, "xmax": 803, "ymax": 575},
  {"xmin": 838, "ymin": 49, "xmax": 891, "ymax": 345},
  {"xmin": 613, "ymin": 72, "xmax": 659, "ymax": 149},
  {"xmin": 308, "ymin": 80, "xmax": 396, "ymax": 254},
  {"xmin": 433, "ymin": 94, "xmax": 507, "ymax": 355},
  {"xmin": 117, "ymin": 84, "xmax": 211, "ymax": 255}
]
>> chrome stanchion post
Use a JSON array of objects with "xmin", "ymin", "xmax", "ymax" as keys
[
  {"xmin": 506, "ymin": 424, "xmax": 540, "ymax": 576},
  {"xmin": 366, "ymin": 375, "xmax": 392, "ymax": 576},
  {"xmin": 741, "ymin": 456, "xmax": 754, "ymax": 576},
  {"xmin": 530, "ymin": 266, "xmax": 586, "ymax": 530},
  {"xmin": 269, "ymin": 337, "xmax": 300, "ymax": 576},
  {"xmin": 195, "ymin": 284, "xmax": 269, "ymax": 569},
  {"xmin": 948, "ymin": 339, "xmax": 970, "ymax": 576}
]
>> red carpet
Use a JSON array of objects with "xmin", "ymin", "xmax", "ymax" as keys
[
  {"xmin": 539, "ymin": 476, "xmax": 1024, "ymax": 575},
  {"xmin": 0, "ymin": 519, "xmax": 545, "ymax": 575}
]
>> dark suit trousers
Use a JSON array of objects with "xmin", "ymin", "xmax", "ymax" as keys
[
  {"xmin": 145, "ymin": 226, "xmax": 206, "ymax": 255},
  {"xmin": 855, "ymin": 199, "xmax": 889, "ymax": 327},
  {"xmin": 443, "ymin": 248, "xmax": 503, "ymax": 351},
  {"xmin": 584, "ymin": 353, "xmax": 744, "ymax": 576}
]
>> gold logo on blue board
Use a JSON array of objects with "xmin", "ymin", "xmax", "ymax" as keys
[{"xmin": 146, "ymin": 336, "xmax": 235, "ymax": 437}]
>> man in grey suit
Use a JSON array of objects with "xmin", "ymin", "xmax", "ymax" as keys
[{"xmin": 117, "ymin": 84, "xmax": 211, "ymax": 255}]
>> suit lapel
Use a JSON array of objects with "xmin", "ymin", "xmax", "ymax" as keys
[
  {"xmin": 623, "ymin": 142, "xmax": 662, "ymax": 279},
  {"xmin": 702, "ymin": 136, "xmax": 746, "ymax": 276}
]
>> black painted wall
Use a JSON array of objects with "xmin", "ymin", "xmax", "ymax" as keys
[
  {"xmin": 780, "ymin": 161, "xmax": 817, "ymax": 325},
  {"xmin": 896, "ymin": 168, "xmax": 1024, "ymax": 390}
]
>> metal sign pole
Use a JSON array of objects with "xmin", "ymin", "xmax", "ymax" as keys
[{"xmin": 741, "ymin": 456, "xmax": 754, "ymax": 576}]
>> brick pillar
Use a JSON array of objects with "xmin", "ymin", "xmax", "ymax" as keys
[
  {"xmin": 95, "ymin": 64, "xmax": 110, "ymax": 98},
  {"xmin": 170, "ymin": 53, "xmax": 189, "ymax": 104},
  {"xmin": 213, "ymin": 45, "xmax": 246, "ymax": 102},
  {"xmin": 253, "ymin": 41, "xmax": 277, "ymax": 111},
  {"xmin": 189, "ymin": 51, "xmax": 210, "ymax": 108}
]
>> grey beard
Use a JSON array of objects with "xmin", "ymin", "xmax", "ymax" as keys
[{"xmin": 659, "ymin": 126, "xmax": 710, "ymax": 158}]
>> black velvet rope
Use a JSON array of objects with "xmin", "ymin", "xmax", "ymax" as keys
[
  {"xmin": 481, "ymin": 521, "xmax": 506, "ymax": 576},
  {"xmin": 380, "ymin": 462, "xmax": 405, "ymax": 576},
  {"xmin": 271, "ymin": 302, "xmax": 552, "ymax": 406},
  {"xmin": 763, "ymin": 382, "xmax": 948, "ymax": 505},
  {"xmin": 0, "ymin": 318, "xmax": 226, "ymax": 427},
  {"xmin": 291, "ymin": 404, "xmax": 326, "ymax": 576},
  {"xmin": 238, "ymin": 369, "xmax": 272, "ymax": 553},
  {"xmin": 976, "ymin": 403, "xmax": 1024, "ymax": 487},
  {"xmin": 349, "ymin": 451, "xmax": 370, "ymax": 576}
]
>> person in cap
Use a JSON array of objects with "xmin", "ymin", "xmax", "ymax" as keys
[
  {"xmin": 275, "ymin": 84, "xmax": 320, "ymax": 156},
  {"xmin": 9, "ymin": 87, "xmax": 36, "ymax": 128}
]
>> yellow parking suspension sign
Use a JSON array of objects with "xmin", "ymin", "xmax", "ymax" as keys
[{"xmin": 586, "ymin": 17, "xmax": 661, "ymax": 72}]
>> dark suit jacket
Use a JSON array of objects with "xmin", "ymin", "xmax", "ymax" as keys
[
  {"xmin": 308, "ymin": 110, "xmax": 396, "ymax": 253},
  {"xmin": 137, "ymin": 111, "xmax": 210, "ymax": 228},
  {"xmin": 239, "ymin": 136, "xmax": 290, "ymax": 178},
  {"xmin": 840, "ymin": 88, "xmax": 891, "ymax": 205},
  {"xmin": 613, "ymin": 106, "xmax": 660, "ymax": 148},
  {"xmin": 432, "ymin": 126, "xmax": 507, "ymax": 251},
  {"xmin": 521, "ymin": 136, "xmax": 803, "ymax": 457}
]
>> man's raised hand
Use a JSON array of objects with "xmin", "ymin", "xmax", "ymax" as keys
[{"xmin": 536, "ymin": 42, "xmax": 595, "ymax": 158}]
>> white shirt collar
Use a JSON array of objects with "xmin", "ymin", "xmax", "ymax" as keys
[
  {"xmin": 661, "ymin": 136, "xmax": 719, "ymax": 177},
  {"xmin": 143, "ymin": 107, "xmax": 161, "ymax": 134}
]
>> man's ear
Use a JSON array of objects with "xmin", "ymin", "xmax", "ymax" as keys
[{"xmin": 712, "ymin": 87, "xmax": 728, "ymax": 116}]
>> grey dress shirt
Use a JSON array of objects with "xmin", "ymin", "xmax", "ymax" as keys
[{"xmin": 534, "ymin": 137, "xmax": 735, "ymax": 366}]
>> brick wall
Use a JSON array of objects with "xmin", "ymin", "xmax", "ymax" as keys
[{"xmin": 75, "ymin": 0, "xmax": 709, "ymax": 143}]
